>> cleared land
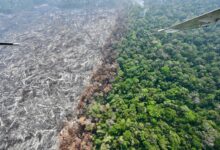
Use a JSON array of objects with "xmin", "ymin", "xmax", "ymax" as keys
[{"xmin": 0, "ymin": 5, "xmax": 118, "ymax": 150}]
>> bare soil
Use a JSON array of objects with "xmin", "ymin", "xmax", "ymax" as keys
[
  {"xmin": 0, "ymin": 5, "xmax": 118, "ymax": 150},
  {"xmin": 59, "ymin": 11, "xmax": 128, "ymax": 150}
]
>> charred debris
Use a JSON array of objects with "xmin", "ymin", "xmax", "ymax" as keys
[{"xmin": 59, "ymin": 9, "xmax": 129, "ymax": 150}]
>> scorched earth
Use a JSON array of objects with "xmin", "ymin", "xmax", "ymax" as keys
[{"xmin": 0, "ymin": 4, "xmax": 117, "ymax": 150}]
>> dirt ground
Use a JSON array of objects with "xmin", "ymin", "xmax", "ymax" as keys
[{"xmin": 0, "ymin": 5, "xmax": 118, "ymax": 150}]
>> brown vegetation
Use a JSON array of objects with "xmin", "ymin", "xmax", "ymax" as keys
[{"xmin": 59, "ymin": 10, "xmax": 128, "ymax": 150}]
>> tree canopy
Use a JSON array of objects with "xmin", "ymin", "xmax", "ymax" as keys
[{"xmin": 86, "ymin": 0, "xmax": 220, "ymax": 149}]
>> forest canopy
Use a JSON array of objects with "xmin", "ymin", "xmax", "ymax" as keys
[
  {"xmin": 1, "ymin": 0, "xmax": 220, "ymax": 149},
  {"xmin": 84, "ymin": 0, "xmax": 220, "ymax": 149}
]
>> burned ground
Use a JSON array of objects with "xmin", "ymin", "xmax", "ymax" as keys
[{"xmin": 0, "ymin": 5, "xmax": 118, "ymax": 150}]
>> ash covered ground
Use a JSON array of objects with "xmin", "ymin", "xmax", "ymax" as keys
[{"xmin": 0, "ymin": 4, "xmax": 117, "ymax": 150}]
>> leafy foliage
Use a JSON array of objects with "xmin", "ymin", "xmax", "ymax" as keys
[{"xmin": 87, "ymin": 0, "xmax": 220, "ymax": 149}]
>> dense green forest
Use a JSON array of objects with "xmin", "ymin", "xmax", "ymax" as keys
[{"xmin": 86, "ymin": 0, "xmax": 220, "ymax": 149}]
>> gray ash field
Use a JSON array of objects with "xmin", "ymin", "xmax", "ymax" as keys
[{"xmin": 0, "ymin": 5, "xmax": 117, "ymax": 150}]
